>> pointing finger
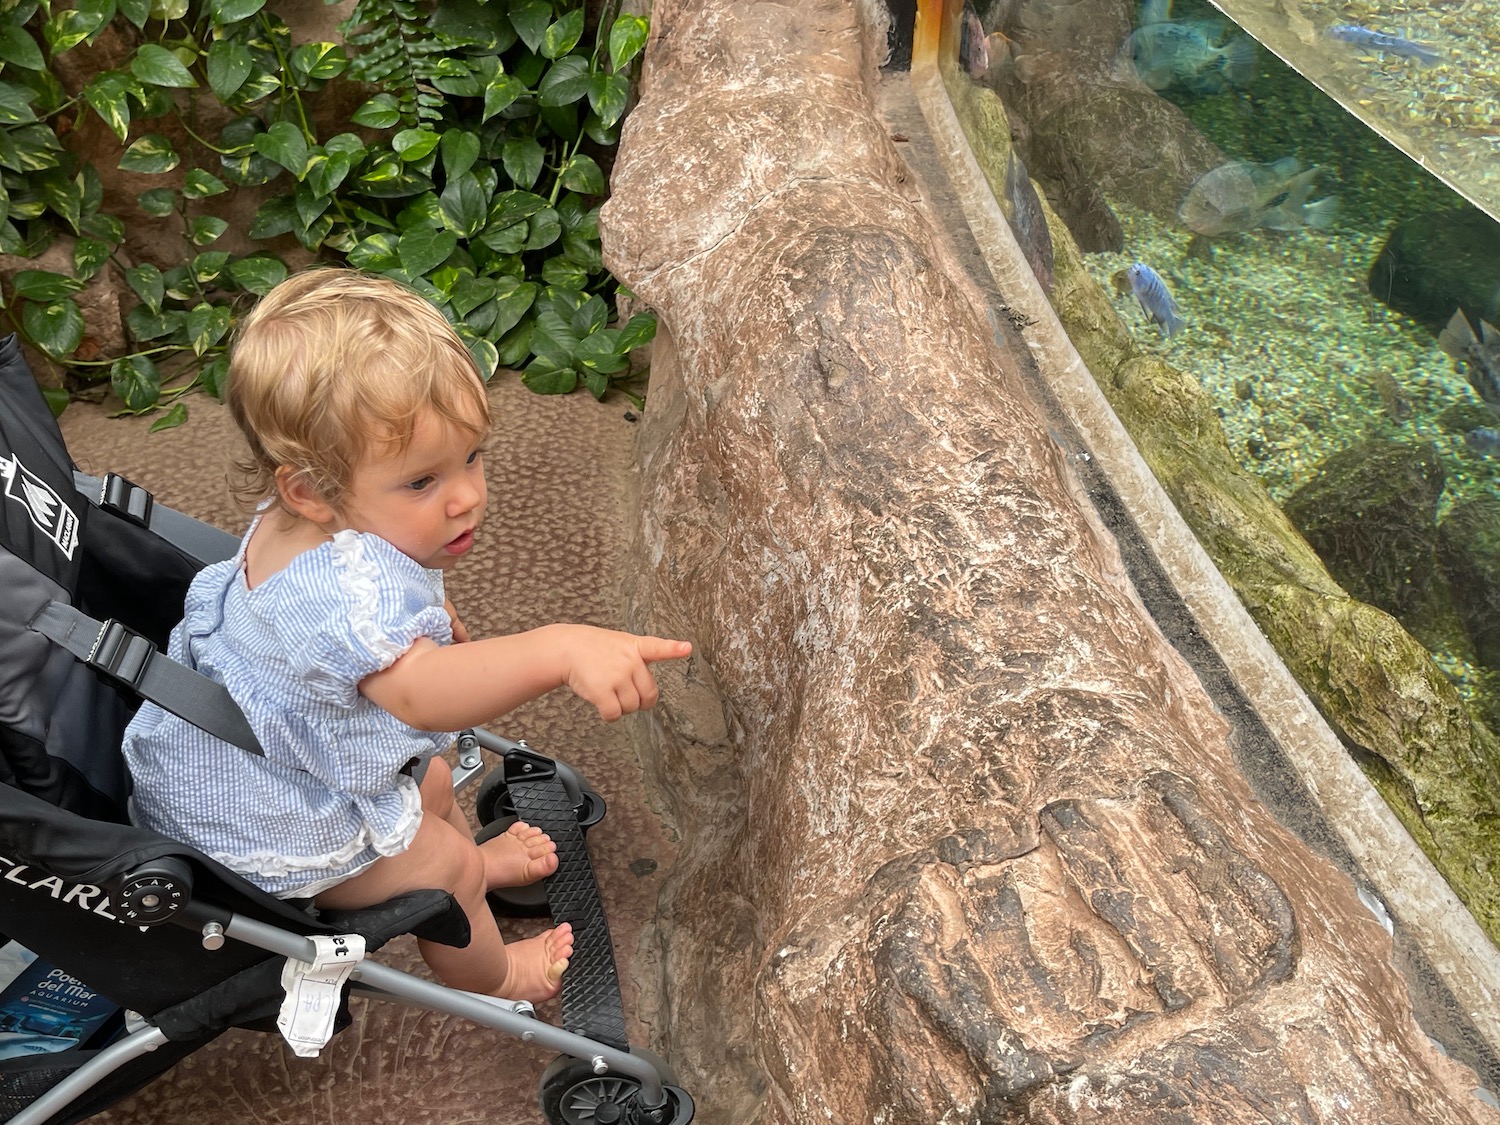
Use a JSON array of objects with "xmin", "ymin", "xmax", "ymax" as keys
[{"xmin": 638, "ymin": 637, "xmax": 692, "ymax": 664}]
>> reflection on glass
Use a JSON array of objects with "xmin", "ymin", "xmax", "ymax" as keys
[
  {"xmin": 1205, "ymin": 0, "xmax": 1500, "ymax": 224},
  {"xmin": 936, "ymin": 0, "xmax": 1500, "ymax": 933},
  {"xmin": 951, "ymin": 0, "xmax": 1500, "ymax": 712}
]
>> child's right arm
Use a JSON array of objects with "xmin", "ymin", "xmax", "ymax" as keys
[{"xmin": 358, "ymin": 623, "xmax": 692, "ymax": 732}]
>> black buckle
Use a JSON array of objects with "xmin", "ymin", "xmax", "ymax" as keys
[
  {"xmin": 100, "ymin": 472, "xmax": 153, "ymax": 527},
  {"xmin": 88, "ymin": 619, "xmax": 155, "ymax": 688}
]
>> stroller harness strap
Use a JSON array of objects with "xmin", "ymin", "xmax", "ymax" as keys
[
  {"xmin": 74, "ymin": 470, "xmax": 239, "ymax": 567},
  {"xmin": 30, "ymin": 601, "xmax": 266, "ymax": 757}
]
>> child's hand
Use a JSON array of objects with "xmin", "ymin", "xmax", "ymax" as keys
[
  {"xmin": 560, "ymin": 626, "xmax": 692, "ymax": 721},
  {"xmin": 444, "ymin": 598, "xmax": 471, "ymax": 644}
]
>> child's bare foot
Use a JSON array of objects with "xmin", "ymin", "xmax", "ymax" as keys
[
  {"xmin": 496, "ymin": 923, "xmax": 574, "ymax": 1003},
  {"xmin": 481, "ymin": 821, "xmax": 559, "ymax": 889}
]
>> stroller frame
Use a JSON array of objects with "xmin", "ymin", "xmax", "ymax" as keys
[
  {"xmin": 7, "ymin": 737, "xmax": 674, "ymax": 1125},
  {"xmin": 0, "ymin": 334, "xmax": 692, "ymax": 1125}
]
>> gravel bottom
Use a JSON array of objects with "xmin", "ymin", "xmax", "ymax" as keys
[
  {"xmin": 1081, "ymin": 204, "xmax": 1497, "ymax": 510},
  {"xmin": 1079, "ymin": 202, "xmax": 1500, "ymax": 702}
]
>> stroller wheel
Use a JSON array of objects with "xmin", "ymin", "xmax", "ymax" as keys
[
  {"xmin": 538, "ymin": 1050, "xmax": 694, "ymax": 1125},
  {"xmin": 474, "ymin": 757, "xmax": 606, "ymax": 831},
  {"xmin": 473, "ymin": 754, "xmax": 605, "ymax": 917},
  {"xmin": 475, "ymin": 814, "xmax": 550, "ymax": 917}
]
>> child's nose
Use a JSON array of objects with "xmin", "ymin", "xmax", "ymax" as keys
[{"xmin": 447, "ymin": 477, "xmax": 484, "ymax": 516}]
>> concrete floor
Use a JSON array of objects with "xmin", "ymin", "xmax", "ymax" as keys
[{"xmin": 59, "ymin": 377, "xmax": 674, "ymax": 1125}]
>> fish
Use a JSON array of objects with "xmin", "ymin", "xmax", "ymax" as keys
[
  {"xmin": 1004, "ymin": 151, "xmax": 1055, "ymax": 291},
  {"xmin": 1438, "ymin": 308, "xmax": 1500, "ymax": 414},
  {"xmin": 961, "ymin": 5, "xmax": 991, "ymax": 79},
  {"xmin": 1372, "ymin": 371, "xmax": 1413, "ymax": 422},
  {"xmin": 1178, "ymin": 157, "xmax": 1338, "ymax": 236},
  {"xmin": 1116, "ymin": 0, "xmax": 1258, "ymax": 94},
  {"xmin": 1124, "ymin": 262, "xmax": 1185, "ymax": 337},
  {"xmin": 1463, "ymin": 427, "xmax": 1500, "ymax": 457},
  {"xmin": 960, "ymin": 5, "xmax": 1013, "ymax": 80},
  {"xmin": 1326, "ymin": 24, "xmax": 1441, "ymax": 66}
]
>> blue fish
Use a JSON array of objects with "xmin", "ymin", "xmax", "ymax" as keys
[
  {"xmin": 1125, "ymin": 262, "xmax": 1185, "ymax": 337},
  {"xmin": 1326, "ymin": 24, "xmax": 1441, "ymax": 66}
]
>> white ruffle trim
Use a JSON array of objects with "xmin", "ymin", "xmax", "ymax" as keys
[
  {"xmin": 329, "ymin": 530, "xmax": 407, "ymax": 669},
  {"xmin": 209, "ymin": 774, "xmax": 425, "ymax": 895}
]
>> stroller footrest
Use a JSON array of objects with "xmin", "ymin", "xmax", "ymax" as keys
[{"xmin": 504, "ymin": 752, "xmax": 629, "ymax": 1050}]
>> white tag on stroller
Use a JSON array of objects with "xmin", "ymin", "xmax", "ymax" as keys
[{"xmin": 276, "ymin": 933, "xmax": 366, "ymax": 1057}]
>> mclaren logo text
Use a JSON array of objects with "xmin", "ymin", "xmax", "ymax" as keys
[{"xmin": 1, "ymin": 854, "xmax": 120, "ymax": 921}]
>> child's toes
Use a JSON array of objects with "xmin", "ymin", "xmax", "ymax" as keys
[
  {"xmin": 482, "ymin": 821, "xmax": 559, "ymax": 888},
  {"xmin": 548, "ymin": 922, "xmax": 575, "ymax": 962}
]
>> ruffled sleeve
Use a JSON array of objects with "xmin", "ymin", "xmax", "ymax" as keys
[{"xmin": 272, "ymin": 531, "xmax": 452, "ymax": 708}]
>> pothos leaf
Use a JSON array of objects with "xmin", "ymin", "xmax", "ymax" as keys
[
  {"xmin": 23, "ymin": 298, "xmax": 85, "ymax": 358},
  {"xmin": 110, "ymin": 353, "xmax": 161, "ymax": 410},
  {"xmin": 609, "ymin": 14, "xmax": 649, "ymax": 71},
  {"xmin": 149, "ymin": 401, "xmax": 189, "ymax": 432},
  {"xmin": 131, "ymin": 43, "xmax": 197, "ymax": 88}
]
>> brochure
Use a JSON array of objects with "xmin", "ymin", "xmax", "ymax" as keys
[{"xmin": 0, "ymin": 941, "xmax": 120, "ymax": 1061}]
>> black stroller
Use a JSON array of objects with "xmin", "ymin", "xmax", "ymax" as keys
[{"xmin": 0, "ymin": 336, "xmax": 693, "ymax": 1125}]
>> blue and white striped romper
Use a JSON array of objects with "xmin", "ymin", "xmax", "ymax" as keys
[{"xmin": 122, "ymin": 523, "xmax": 455, "ymax": 898}]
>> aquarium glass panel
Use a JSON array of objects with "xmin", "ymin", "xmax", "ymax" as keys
[{"xmin": 933, "ymin": 0, "xmax": 1500, "ymax": 935}]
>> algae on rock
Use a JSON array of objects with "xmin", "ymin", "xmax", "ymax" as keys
[{"xmin": 946, "ymin": 74, "xmax": 1500, "ymax": 943}]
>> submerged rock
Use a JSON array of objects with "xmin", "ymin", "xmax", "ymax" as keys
[
  {"xmin": 1368, "ymin": 207, "xmax": 1500, "ymax": 333},
  {"xmin": 1439, "ymin": 497, "xmax": 1500, "ymax": 671},
  {"xmin": 1025, "ymin": 134, "xmax": 1125, "ymax": 252},
  {"xmin": 1282, "ymin": 439, "xmax": 1476, "ymax": 660},
  {"xmin": 996, "ymin": 0, "xmax": 1226, "ymax": 220},
  {"xmin": 1282, "ymin": 438, "xmax": 1444, "ymax": 622}
]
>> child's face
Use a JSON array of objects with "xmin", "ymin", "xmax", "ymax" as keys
[{"xmin": 334, "ymin": 408, "xmax": 488, "ymax": 570}]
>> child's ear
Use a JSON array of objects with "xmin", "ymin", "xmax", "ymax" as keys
[{"xmin": 275, "ymin": 466, "xmax": 336, "ymax": 524}]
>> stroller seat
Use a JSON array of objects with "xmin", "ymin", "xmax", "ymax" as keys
[{"xmin": 0, "ymin": 335, "xmax": 693, "ymax": 1125}]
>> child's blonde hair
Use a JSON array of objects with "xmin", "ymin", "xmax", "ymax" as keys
[{"xmin": 225, "ymin": 268, "xmax": 490, "ymax": 512}]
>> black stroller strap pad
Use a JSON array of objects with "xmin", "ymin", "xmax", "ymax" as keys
[
  {"xmin": 506, "ymin": 762, "xmax": 630, "ymax": 1050},
  {"xmin": 30, "ymin": 601, "xmax": 266, "ymax": 757},
  {"xmin": 74, "ymin": 471, "xmax": 239, "ymax": 567}
]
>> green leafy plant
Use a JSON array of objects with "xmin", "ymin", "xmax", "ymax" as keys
[{"xmin": 0, "ymin": 0, "xmax": 655, "ymax": 424}]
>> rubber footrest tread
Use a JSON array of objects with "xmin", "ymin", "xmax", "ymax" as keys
[{"xmin": 505, "ymin": 766, "xmax": 629, "ymax": 1049}]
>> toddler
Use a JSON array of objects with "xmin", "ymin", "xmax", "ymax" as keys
[{"xmin": 121, "ymin": 268, "xmax": 691, "ymax": 1003}]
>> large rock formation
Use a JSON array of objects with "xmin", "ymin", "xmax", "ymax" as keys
[{"xmin": 600, "ymin": 0, "xmax": 1496, "ymax": 1120}]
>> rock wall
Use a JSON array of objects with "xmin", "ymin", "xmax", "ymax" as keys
[{"xmin": 600, "ymin": 1, "xmax": 1496, "ymax": 1120}]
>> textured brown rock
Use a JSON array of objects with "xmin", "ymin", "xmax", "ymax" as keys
[
  {"xmin": 0, "ymin": 238, "xmax": 129, "ymax": 378},
  {"xmin": 601, "ymin": 1, "xmax": 1496, "ymax": 1120}
]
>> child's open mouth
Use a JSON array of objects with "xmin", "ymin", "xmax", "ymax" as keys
[{"xmin": 445, "ymin": 529, "xmax": 474, "ymax": 555}]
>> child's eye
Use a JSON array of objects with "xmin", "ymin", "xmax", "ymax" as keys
[
  {"xmin": 407, "ymin": 475, "xmax": 435, "ymax": 491},
  {"xmin": 466, "ymin": 450, "xmax": 481, "ymax": 465}
]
